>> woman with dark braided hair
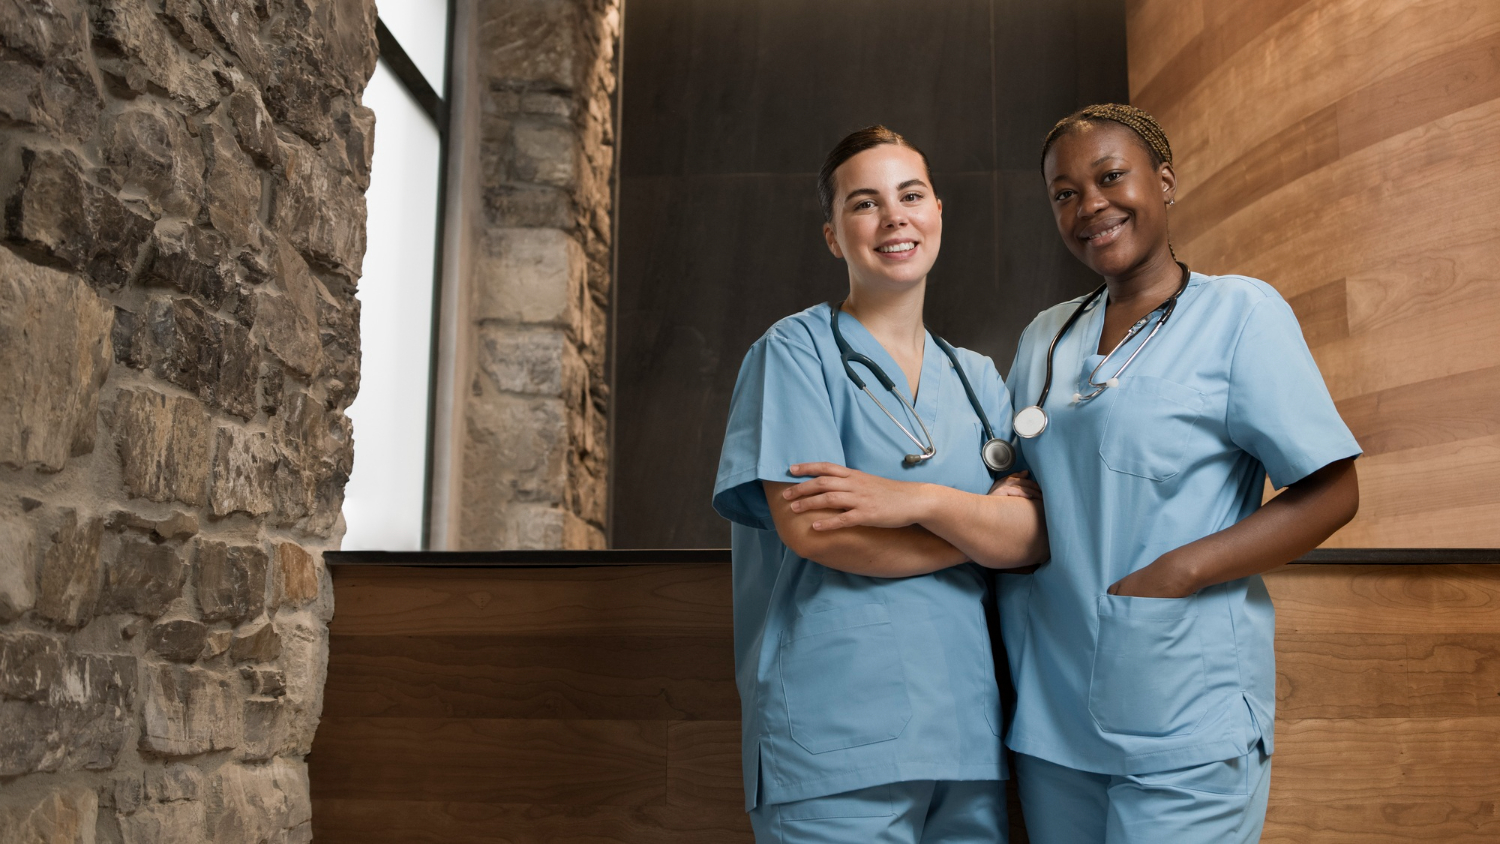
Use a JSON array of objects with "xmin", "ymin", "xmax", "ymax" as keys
[
  {"xmin": 987, "ymin": 103, "xmax": 1362, "ymax": 842},
  {"xmin": 786, "ymin": 104, "xmax": 1362, "ymax": 841}
]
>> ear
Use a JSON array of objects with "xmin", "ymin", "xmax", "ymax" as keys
[
  {"xmin": 1159, "ymin": 161, "xmax": 1178, "ymax": 205},
  {"xmin": 824, "ymin": 221, "xmax": 843, "ymax": 259},
  {"xmin": 936, "ymin": 197, "xmax": 943, "ymax": 217}
]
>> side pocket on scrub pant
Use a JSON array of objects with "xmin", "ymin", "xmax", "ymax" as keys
[
  {"xmin": 1088, "ymin": 593, "xmax": 1210, "ymax": 737},
  {"xmin": 780, "ymin": 603, "xmax": 913, "ymax": 754},
  {"xmin": 1098, "ymin": 376, "xmax": 1206, "ymax": 481}
]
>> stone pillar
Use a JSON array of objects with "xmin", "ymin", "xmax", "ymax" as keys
[
  {"xmin": 0, "ymin": 0, "xmax": 375, "ymax": 840},
  {"xmin": 455, "ymin": 0, "xmax": 619, "ymax": 550}
]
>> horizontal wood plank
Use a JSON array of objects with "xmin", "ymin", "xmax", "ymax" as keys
[
  {"xmin": 1266, "ymin": 565, "xmax": 1500, "ymax": 634},
  {"xmin": 1264, "ymin": 800, "xmax": 1500, "ymax": 843},
  {"xmin": 310, "ymin": 798, "xmax": 753, "ymax": 844},
  {"xmin": 324, "ymin": 634, "xmax": 739, "ymax": 721},
  {"xmin": 1271, "ymin": 716, "xmax": 1500, "ymax": 803},
  {"xmin": 329, "ymin": 565, "xmax": 733, "ymax": 637},
  {"xmin": 667, "ymin": 721, "xmax": 743, "ymax": 810},
  {"xmin": 310, "ymin": 716, "xmax": 668, "ymax": 806},
  {"xmin": 1277, "ymin": 633, "xmax": 1500, "ymax": 718}
]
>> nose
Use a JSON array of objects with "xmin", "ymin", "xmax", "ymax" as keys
[
  {"xmin": 881, "ymin": 204, "xmax": 909, "ymax": 227},
  {"xmin": 1076, "ymin": 185, "xmax": 1108, "ymax": 218}
]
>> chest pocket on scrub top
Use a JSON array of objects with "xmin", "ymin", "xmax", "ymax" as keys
[
  {"xmin": 1099, "ymin": 376, "xmax": 1206, "ymax": 481},
  {"xmin": 779, "ymin": 603, "xmax": 913, "ymax": 754}
]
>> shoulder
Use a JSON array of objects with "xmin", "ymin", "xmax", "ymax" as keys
[
  {"xmin": 946, "ymin": 343, "xmax": 1002, "ymax": 383},
  {"xmin": 1017, "ymin": 287, "xmax": 1100, "ymax": 348},
  {"xmin": 1189, "ymin": 272, "xmax": 1287, "ymax": 309},
  {"xmin": 753, "ymin": 303, "xmax": 832, "ymax": 354}
]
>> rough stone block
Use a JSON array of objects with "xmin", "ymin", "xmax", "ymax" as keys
[
  {"xmin": 146, "ymin": 762, "xmax": 205, "ymax": 802},
  {"xmin": 512, "ymin": 118, "xmax": 577, "ymax": 187},
  {"xmin": 0, "ymin": 787, "xmax": 98, "ymax": 844},
  {"xmin": 202, "ymin": 628, "xmax": 232, "ymax": 659},
  {"xmin": 90, "ymin": 0, "xmax": 222, "ymax": 108},
  {"xmin": 139, "ymin": 664, "xmax": 243, "ymax": 756},
  {"xmin": 202, "ymin": 122, "xmax": 264, "ymax": 249},
  {"xmin": 98, "ymin": 537, "xmax": 186, "ymax": 618},
  {"xmin": 106, "ymin": 509, "xmax": 200, "ymax": 541},
  {"xmin": 103, "ymin": 107, "xmax": 205, "ymax": 218},
  {"xmin": 0, "ymin": 514, "xmax": 38, "ymax": 622},
  {"xmin": 475, "ymin": 228, "xmax": 585, "ymax": 327},
  {"xmin": 271, "ymin": 137, "xmax": 367, "ymax": 273},
  {"xmin": 0, "ymin": 248, "xmax": 113, "ymax": 470},
  {"xmin": 461, "ymin": 392, "xmax": 569, "ymax": 533},
  {"xmin": 118, "ymin": 799, "xmax": 204, "ymax": 844},
  {"xmin": 205, "ymin": 758, "xmax": 312, "ymax": 843},
  {"xmin": 229, "ymin": 618, "xmax": 280, "ymax": 663},
  {"xmin": 140, "ymin": 223, "xmax": 237, "ymax": 309},
  {"xmin": 114, "ymin": 389, "xmax": 211, "ymax": 508},
  {"xmin": 0, "ymin": 634, "xmax": 135, "ymax": 774},
  {"xmin": 269, "ymin": 390, "xmax": 351, "ymax": 531},
  {"xmin": 227, "ymin": 86, "xmax": 283, "ymax": 169},
  {"xmin": 134, "ymin": 298, "xmax": 260, "ymax": 419},
  {"xmin": 271, "ymin": 543, "xmax": 317, "ymax": 607},
  {"xmin": 245, "ymin": 289, "xmax": 320, "ymax": 376},
  {"xmin": 196, "ymin": 541, "xmax": 268, "ymax": 623},
  {"xmin": 272, "ymin": 613, "xmax": 325, "ymax": 753},
  {"xmin": 6, "ymin": 148, "xmax": 155, "ymax": 289},
  {"xmin": 147, "ymin": 619, "xmax": 207, "ymax": 662},
  {"xmin": 483, "ymin": 182, "xmax": 572, "ymax": 228},
  {"xmin": 477, "ymin": 325, "xmax": 571, "ymax": 396},
  {"xmin": 0, "ymin": 54, "xmax": 102, "ymax": 143},
  {"xmin": 0, "ymin": 0, "xmax": 90, "ymax": 63},
  {"xmin": 209, "ymin": 427, "xmax": 278, "ymax": 518},
  {"xmin": 36, "ymin": 512, "xmax": 104, "ymax": 628},
  {"xmin": 337, "ymin": 105, "xmax": 375, "ymax": 190},
  {"xmin": 261, "ymin": 0, "xmax": 376, "ymax": 143},
  {"xmin": 480, "ymin": 0, "xmax": 578, "ymax": 89}
]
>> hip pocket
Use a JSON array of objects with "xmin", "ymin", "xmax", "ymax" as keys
[
  {"xmin": 1088, "ymin": 594, "xmax": 1209, "ymax": 737},
  {"xmin": 1098, "ymin": 376, "xmax": 1206, "ymax": 481},
  {"xmin": 780, "ymin": 604, "xmax": 912, "ymax": 754}
]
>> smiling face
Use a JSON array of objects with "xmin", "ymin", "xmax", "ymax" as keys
[
  {"xmin": 1043, "ymin": 121, "xmax": 1176, "ymax": 280},
  {"xmin": 823, "ymin": 144, "xmax": 942, "ymax": 292}
]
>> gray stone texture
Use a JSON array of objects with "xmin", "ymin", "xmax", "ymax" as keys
[
  {"xmin": 0, "ymin": 0, "xmax": 372, "ymax": 829},
  {"xmin": 462, "ymin": 0, "xmax": 619, "ymax": 549}
]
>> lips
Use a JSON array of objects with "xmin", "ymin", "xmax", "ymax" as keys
[
  {"xmin": 1079, "ymin": 216, "xmax": 1128, "ymax": 248},
  {"xmin": 875, "ymin": 240, "xmax": 917, "ymax": 255}
]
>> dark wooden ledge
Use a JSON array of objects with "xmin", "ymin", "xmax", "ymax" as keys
[{"xmin": 324, "ymin": 548, "xmax": 1499, "ymax": 567}]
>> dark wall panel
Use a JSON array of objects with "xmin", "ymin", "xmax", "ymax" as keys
[{"xmin": 614, "ymin": 0, "xmax": 1129, "ymax": 547}]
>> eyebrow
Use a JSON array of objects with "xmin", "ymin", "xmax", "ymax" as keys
[{"xmin": 843, "ymin": 179, "xmax": 930, "ymax": 202}]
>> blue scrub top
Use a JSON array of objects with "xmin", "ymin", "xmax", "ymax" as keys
[
  {"xmin": 713, "ymin": 303, "xmax": 1012, "ymax": 810},
  {"xmin": 1000, "ymin": 272, "xmax": 1361, "ymax": 776}
]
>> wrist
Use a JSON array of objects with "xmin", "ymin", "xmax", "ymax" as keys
[
  {"xmin": 911, "ymin": 483, "xmax": 944, "ymax": 525},
  {"xmin": 1155, "ymin": 550, "xmax": 1205, "ymax": 596}
]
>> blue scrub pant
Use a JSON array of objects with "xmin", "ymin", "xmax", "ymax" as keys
[
  {"xmin": 748, "ymin": 780, "xmax": 1007, "ymax": 844},
  {"xmin": 1015, "ymin": 749, "xmax": 1271, "ymax": 844}
]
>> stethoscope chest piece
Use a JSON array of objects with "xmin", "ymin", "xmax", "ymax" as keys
[
  {"xmin": 981, "ymin": 438, "xmax": 1016, "ymax": 473},
  {"xmin": 1013, "ymin": 405, "xmax": 1048, "ymax": 439}
]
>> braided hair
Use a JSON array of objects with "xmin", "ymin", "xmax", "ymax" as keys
[
  {"xmin": 1039, "ymin": 104, "xmax": 1178, "ymax": 259},
  {"xmin": 1039, "ymin": 103, "xmax": 1173, "ymax": 174}
]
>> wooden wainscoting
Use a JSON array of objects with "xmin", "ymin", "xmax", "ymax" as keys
[{"xmin": 311, "ymin": 561, "xmax": 1500, "ymax": 843}]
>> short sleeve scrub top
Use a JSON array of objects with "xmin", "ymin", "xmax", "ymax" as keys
[
  {"xmin": 713, "ymin": 304, "xmax": 1013, "ymax": 810},
  {"xmin": 1000, "ymin": 272, "xmax": 1362, "ymax": 775}
]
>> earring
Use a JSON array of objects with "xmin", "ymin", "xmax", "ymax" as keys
[{"xmin": 1167, "ymin": 198, "xmax": 1176, "ymax": 206}]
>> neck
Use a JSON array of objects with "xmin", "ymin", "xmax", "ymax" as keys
[
  {"xmin": 842, "ymin": 276, "xmax": 928, "ymax": 352},
  {"xmin": 1103, "ymin": 247, "xmax": 1181, "ymax": 307}
]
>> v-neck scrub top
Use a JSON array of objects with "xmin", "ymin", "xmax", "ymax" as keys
[
  {"xmin": 713, "ymin": 303, "xmax": 1012, "ymax": 810},
  {"xmin": 1000, "ymin": 272, "xmax": 1361, "ymax": 776}
]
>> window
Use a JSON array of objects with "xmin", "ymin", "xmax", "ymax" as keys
[{"xmin": 340, "ymin": 4, "xmax": 451, "ymax": 550}]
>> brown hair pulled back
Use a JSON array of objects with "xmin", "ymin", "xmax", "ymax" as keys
[
  {"xmin": 818, "ymin": 125, "xmax": 935, "ymax": 222},
  {"xmin": 1039, "ymin": 103, "xmax": 1172, "ymax": 174}
]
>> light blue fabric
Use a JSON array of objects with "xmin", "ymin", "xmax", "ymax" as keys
[
  {"xmin": 1000, "ymin": 272, "xmax": 1361, "ymax": 775},
  {"xmin": 714, "ymin": 303, "xmax": 1012, "ymax": 810},
  {"xmin": 1014, "ymin": 750, "xmax": 1272, "ymax": 844},
  {"xmin": 749, "ymin": 779, "xmax": 1009, "ymax": 844}
]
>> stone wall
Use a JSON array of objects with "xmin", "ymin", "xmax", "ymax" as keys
[
  {"xmin": 457, "ymin": 0, "xmax": 619, "ymax": 549},
  {"xmin": 0, "ymin": 0, "xmax": 374, "ymax": 840}
]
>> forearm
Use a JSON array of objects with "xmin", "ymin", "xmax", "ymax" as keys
[
  {"xmin": 911, "ymin": 483, "xmax": 1049, "ymax": 569},
  {"xmin": 1145, "ymin": 458, "xmax": 1360, "ymax": 595},
  {"xmin": 765, "ymin": 481, "xmax": 968, "ymax": 577}
]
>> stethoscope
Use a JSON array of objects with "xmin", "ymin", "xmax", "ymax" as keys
[
  {"xmin": 1012, "ymin": 262, "xmax": 1191, "ymax": 439},
  {"xmin": 830, "ymin": 302, "xmax": 1016, "ymax": 475}
]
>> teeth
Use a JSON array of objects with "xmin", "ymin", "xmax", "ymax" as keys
[
  {"xmin": 1086, "ymin": 221, "xmax": 1125, "ymax": 241},
  {"xmin": 877, "ymin": 242, "xmax": 916, "ymax": 253}
]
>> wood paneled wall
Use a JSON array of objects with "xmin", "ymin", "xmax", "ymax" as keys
[
  {"xmin": 1126, "ymin": 0, "xmax": 1500, "ymax": 547},
  {"xmin": 310, "ymin": 563, "xmax": 1500, "ymax": 843}
]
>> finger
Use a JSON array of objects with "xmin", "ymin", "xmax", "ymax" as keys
[
  {"xmin": 789, "ymin": 493, "xmax": 848, "ymax": 513},
  {"xmin": 782, "ymin": 477, "xmax": 851, "ymax": 500},
  {"xmin": 789, "ymin": 462, "xmax": 853, "ymax": 478},
  {"xmin": 811, "ymin": 511, "xmax": 859, "ymax": 531}
]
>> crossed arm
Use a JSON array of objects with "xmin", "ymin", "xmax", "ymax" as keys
[{"xmin": 764, "ymin": 467, "xmax": 1048, "ymax": 578}]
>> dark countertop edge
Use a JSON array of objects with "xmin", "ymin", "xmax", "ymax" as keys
[{"xmin": 325, "ymin": 548, "xmax": 1500, "ymax": 568}]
